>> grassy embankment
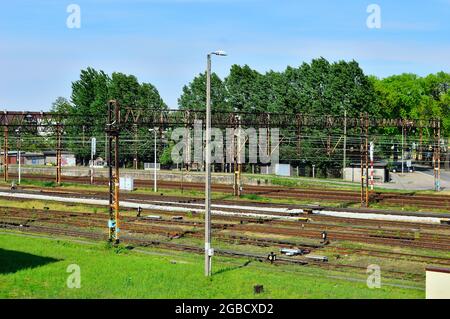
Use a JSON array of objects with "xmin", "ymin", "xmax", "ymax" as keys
[{"xmin": 0, "ymin": 232, "xmax": 423, "ymax": 299}]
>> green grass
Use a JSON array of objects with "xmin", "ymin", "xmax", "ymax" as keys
[{"xmin": 0, "ymin": 232, "xmax": 423, "ymax": 299}]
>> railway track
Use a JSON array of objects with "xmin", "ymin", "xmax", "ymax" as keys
[
  {"xmin": 8, "ymin": 173, "xmax": 450, "ymax": 211},
  {"xmin": 3, "ymin": 186, "xmax": 450, "ymax": 230},
  {"xmin": 0, "ymin": 221, "xmax": 428, "ymax": 281},
  {"xmin": 2, "ymin": 186, "xmax": 450, "ymax": 245},
  {"xmin": 2, "ymin": 206, "xmax": 449, "ymax": 263}
]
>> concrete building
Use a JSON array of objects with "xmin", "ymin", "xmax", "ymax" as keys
[
  {"xmin": 0, "ymin": 151, "xmax": 25, "ymax": 164},
  {"xmin": 23, "ymin": 152, "xmax": 45, "ymax": 165},
  {"xmin": 261, "ymin": 164, "xmax": 294, "ymax": 176},
  {"xmin": 344, "ymin": 162, "xmax": 389, "ymax": 183},
  {"xmin": 43, "ymin": 151, "xmax": 76, "ymax": 167}
]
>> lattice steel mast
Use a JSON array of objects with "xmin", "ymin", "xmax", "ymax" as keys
[{"xmin": 106, "ymin": 100, "xmax": 120, "ymax": 244}]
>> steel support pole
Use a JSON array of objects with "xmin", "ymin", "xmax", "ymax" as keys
[
  {"xmin": 236, "ymin": 115, "xmax": 242, "ymax": 197},
  {"xmin": 18, "ymin": 148, "xmax": 21, "ymax": 184},
  {"xmin": 419, "ymin": 126, "xmax": 423, "ymax": 162},
  {"xmin": 365, "ymin": 115, "xmax": 369, "ymax": 206},
  {"xmin": 107, "ymin": 110, "xmax": 113, "ymax": 241},
  {"xmin": 134, "ymin": 124, "xmax": 138, "ymax": 170},
  {"xmin": 401, "ymin": 125, "xmax": 404, "ymax": 175},
  {"xmin": 438, "ymin": 120, "xmax": 441, "ymax": 192},
  {"xmin": 343, "ymin": 109, "xmax": 347, "ymax": 178},
  {"xmin": 370, "ymin": 142, "xmax": 374, "ymax": 191},
  {"xmin": 360, "ymin": 115, "xmax": 364, "ymax": 207},
  {"xmin": 3, "ymin": 125, "xmax": 8, "ymax": 182},
  {"xmin": 233, "ymin": 116, "xmax": 239, "ymax": 196},
  {"xmin": 107, "ymin": 100, "xmax": 120, "ymax": 244},
  {"xmin": 56, "ymin": 124, "xmax": 62, "ymax": 185},
  {"xmin": 114, "ymin": 119, "xmax": 120, "ymax": 243},
  {"xmin": 297, "ymin": 114, "xmax": 301, "ymax": 164},
  {"xmin": 434, "ymin": 119, "xmax": 441, "ymax": 192},
  {"xmin": 205, "ymin": 54, "xmax": 212, "ymax": 276},
  {"xmin": 90, "ymin": 144, "xmax": 94, "ymax": 185},
  {"xmin": 17, "ymin": 131, "xmax": 21, "ymax": 185},
  {"xmin": 154, "ymin": 128, "xmax": 157, "ymax": 192}
]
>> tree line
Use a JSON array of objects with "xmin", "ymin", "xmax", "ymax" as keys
[{"xmin": 49, "ymin": 58, "xmax": 449, "ymax": 171}]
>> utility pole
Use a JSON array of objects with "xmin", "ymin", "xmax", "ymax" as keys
[
  {"xmin": 90, "ymin": 137, "xmax": 96, "ymax": 184},
  {"xmin": 360, "ymin": 114, "xmax": 370, "ymax": 208},
  {"xmin": 106, "ymin": 100, "xmax": 120, "ymax": 244},
  {"xmin": 82, "ymin": 125, "xmax": 86, "ymax": 166},
  {"xmin": 370, "ymin": 141, "xmax": 374, "ymax": 191},
  {"xmin": 233, "ymin": 115, "xmax": 239, "ymax": 196},
  {"xmin": 3, "ymin": 125, "xmax": 8, "ymax": 182},
  {"xmin": 297, "ymin": 114, "xmax": 301, "ymax": 170},
  {"xmin": 15, "ymin": 128, "xmax": 21, "ymax": 184},
  {"xmin": 134, "ymin": 124, "xmax": 138, "ymax": 170},
  {"xmin": 343, "ymin": 109, "xmax": 347, "ymax": 178},
  {"xmin": 401, "ymin": 124, "xmax": 405, "ymax": 175},
  {"xmin": 235, "ymin": 115, "xmax": 242, "ymax": 197},
  {"xmin": 365, "ymin": 115, "xmax": 369, "ymax": 206},
  {"xmin": 205, "ymin": 52, "xmax": 213, "ymax": 277},
  {"xmin": 154, "ymin": 128, "xmax": 157, "ymax": 192},
  {"xmin": 434, "ymin": 119, "xmax": 441, "ymax": 192},
  {"xmin": 56, "ymin": 123, "xmax": 62, "ymax": 185},
  {"xmin": 205, "ymin": 50, "xmax": 226, "ymax": 277},
  {"xmin": 148, "ymin": 128, "xmax": 158, "ymax": 192}
]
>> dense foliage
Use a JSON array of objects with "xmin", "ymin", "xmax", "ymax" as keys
[{"xmin": 50, "ymin": 59, "xmax": 449, "ymax": 171}]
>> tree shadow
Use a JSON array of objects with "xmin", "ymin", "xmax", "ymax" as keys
[
  {"xmin": 0, "ymin": 248, "xmax": 61, "ymax": 275},
  {"xmin": 213, "ymin": 260, "xmax": 252, "ymax": 275}
]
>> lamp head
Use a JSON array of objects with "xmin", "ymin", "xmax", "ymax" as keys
[{"xmin": 211, "ymin": 50, "xmax": 227, "ymax": 56}]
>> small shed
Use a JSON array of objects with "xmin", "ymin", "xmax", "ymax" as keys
[
  {"xmin": 344, "ymin": 162, "xmax": 389, "ymax": 183},
  {"xmin": 0, "ymin": 151, "xmax": 25, "ymax": 164},
  {"xmin": 43, "ymin": 151, "xmax": 76, "ymax": 167},
  {"xmin": 23, "ymin": 152, "xmax": 45, "ymax": 165},
  {"xmin": 261, "ymin": 164, "xmax": 293, "ymax": 177}
]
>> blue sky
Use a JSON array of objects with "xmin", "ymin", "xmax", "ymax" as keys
[{"xmin": 0, "ymin": 0, "xmax": 449, "ymax": 111}]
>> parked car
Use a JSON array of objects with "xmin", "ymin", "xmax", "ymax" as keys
[{"xmin": 390, "ymin": 162, "xmax": 414, "ymax": 173}]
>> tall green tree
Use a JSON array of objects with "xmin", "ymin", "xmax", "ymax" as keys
[
  {"xmin": 224, "ymin": 64, "xmax": 262, "ymax": 112},
  {"xmin": 371, "ymin": 73, "xmax": 424, "ymax": 119},
  {"xmin": 51, "ymin": 97, "xmax": 73, "ymax": 113},
  {"xmin": 178, "ymin": 72, "xmax": 229, "ymax": 112},
  {"xmin": 66, "ymin": 68, "xmax": 167, "ymax": 164}
]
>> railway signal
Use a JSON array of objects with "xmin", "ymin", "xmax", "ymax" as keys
[{"xmin": 267, "ymin": 252, "xmax": 276, "ymax": 263}]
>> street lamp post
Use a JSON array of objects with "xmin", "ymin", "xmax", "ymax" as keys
[{"xmin": 205, "ymin": 50, "xmax": 227, "ymax": 277}]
